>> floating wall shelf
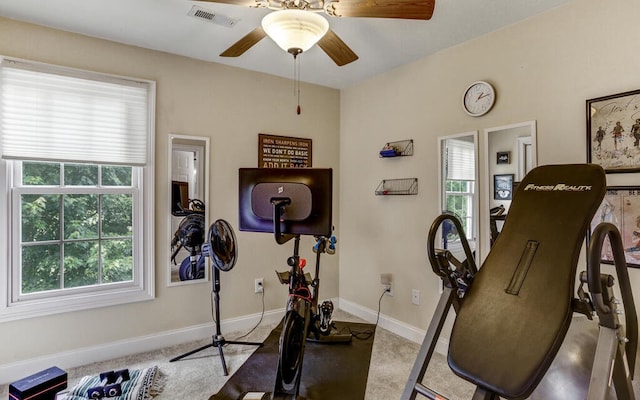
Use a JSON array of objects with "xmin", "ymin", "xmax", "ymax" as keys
[
  {"xmin": 375, "ymin": 178, "xmax": 418, "ymax": 196},
  {"xmin": 379, "ymin": 139, "xmax": 414, "ymax": 158}
]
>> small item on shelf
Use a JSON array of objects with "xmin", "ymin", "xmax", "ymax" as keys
[
  {"xmin": 379, "ymin": 144, "xmax": 399, "ymax": 157},
  {"xmin": 379, "ymin": 139, "xmax": 413, "ymax": 158}
]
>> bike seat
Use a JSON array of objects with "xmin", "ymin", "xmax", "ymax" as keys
[{"xmin": 448, "ymin": 164, "xmax": 606, "ymax": 399}]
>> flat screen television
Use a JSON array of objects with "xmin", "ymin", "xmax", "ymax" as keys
[{"xmin": 238, "ymin": 168, "xmax": 333, "ymax": 237}]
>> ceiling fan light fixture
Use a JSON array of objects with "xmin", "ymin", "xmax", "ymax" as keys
[{"xmin": 261, "ymin": 10, "xmax": 329, "ymax": 54}]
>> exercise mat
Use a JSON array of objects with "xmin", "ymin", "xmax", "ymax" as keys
[{"xmin": 210, "ymin": 321, "xmax": 375, "ymax": 400}]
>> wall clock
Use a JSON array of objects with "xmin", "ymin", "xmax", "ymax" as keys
[{"xmin": 462, "ymin": 81, "xmax": 496, "ymax": 117}]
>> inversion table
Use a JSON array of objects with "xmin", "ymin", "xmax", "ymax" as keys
[{"xmin": 403, "ymin": 164, "xmax": 637, "ymax": 399}]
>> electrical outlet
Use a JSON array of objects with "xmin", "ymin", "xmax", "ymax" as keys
[
  {"xmin": 254, "ymin": 278, "xmax": 263, "ymax": 293},
  {"xmin": 412, "ymin": 289, "xmax": 420, "ymax": 305},
  {"xmin": 381, "ymin": 273, "xmax": 393, "ymax": 296}
]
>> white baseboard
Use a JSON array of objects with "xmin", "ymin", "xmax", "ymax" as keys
[
  {"xmin": 0, "ymin": 308, "xmax": 285, "ymax": 385},
  {"xmin": 338, "ymin": 297, "xmax": 449, "ymax": 354},
  {"xmin": 1, "ymin": 299, "xmax": 451, "ymax": 386}
]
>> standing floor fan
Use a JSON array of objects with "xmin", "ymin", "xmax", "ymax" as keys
[{"xmin": 170, "ymin": 219, "xmax": 263, "ymax": 375}]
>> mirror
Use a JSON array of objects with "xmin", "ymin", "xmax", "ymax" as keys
[
  {"xmin": 438, "ymin": 131, "xmax": 479, "ymax": 261},
  {"xmin": 480, "ymin": 120, "xmax": 537, "ymax": 262},
  {"xmin": 168, "ymin": 134, "xmax": 210, "ymax": 286}
]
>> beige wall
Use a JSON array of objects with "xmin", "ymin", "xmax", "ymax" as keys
[
  {"xmin": 0, "ymin": 17, "xmax": 340, "ymax": 366},
  {"xmin": 339, "ymin": 0, "xmax": 640, "ymax": 329}
]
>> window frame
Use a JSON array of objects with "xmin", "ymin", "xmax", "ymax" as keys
[
  {"xmin": 438, "ymin": 132, "xmax": 479, "ymax": 256},
  {"xmin": 444, "ymin": 179, "xmax": 475, "ymax": 240},
  {"xmin": 0, "ymin": 61, "xmax": 155, "ymax": 322},
  {"xmin": 11, "ymin": 163, "xmax": 138, "ymax": 299}
]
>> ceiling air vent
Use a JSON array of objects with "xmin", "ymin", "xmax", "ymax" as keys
[{"xmin": 188, "ymin": 5, "xmax": 238, "ymax": 28}]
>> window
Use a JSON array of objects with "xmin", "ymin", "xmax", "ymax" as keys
[
  {"xmin": 0, "ymin": 57, "xmax": 155, "ymax": 321},
  {"xmin": 442, "ymin": 137, "xmax": 476, "ymax": 242},
  {"xmin": 16, "ymin": 162, "xmax": 135, "ymax": 295},
  {"xmin": 444, "ymin": 180, "xmax": 475, "ymax": 239}
]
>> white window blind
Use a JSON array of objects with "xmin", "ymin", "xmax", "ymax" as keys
[
  {"xmin": 0, "ymin": 57, "xmax": 152, "ymax": 166},
  {"xmin": 446, "ymin": 139, "xmax": 475, "ymax": 181}
]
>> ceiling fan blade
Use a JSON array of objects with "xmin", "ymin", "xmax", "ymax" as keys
[
  {"xmin": 330, "ymin": 0, "xmax": 435, "ymax": 20},
  {"xmin": 193, "ymin": 0, "xmax": 258, "ymax": 6},
  {"xmin": 220, "ymin": 27, "xmax": 267, "ymax": 57},
  {"xmin": 318, "ymin": 29, "xmax": 359, "ymax": 66}
]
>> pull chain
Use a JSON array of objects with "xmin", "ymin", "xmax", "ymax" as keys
[
  {"xmin": 293, "ymin": 52, "xmax": 301, "ymax": 115},
  {"xmin": 297, "ymin": 55, "xmax": 301, "ymax": 115}
]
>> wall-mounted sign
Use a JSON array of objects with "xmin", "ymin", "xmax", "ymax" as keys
[{"xmin": 258, "ymin": 133, "xmax": 312, "ymax": 168}]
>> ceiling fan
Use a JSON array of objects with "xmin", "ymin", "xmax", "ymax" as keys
[{"xmin": 194, "ymin": 0, "xmax": 436, "ymax": 66}]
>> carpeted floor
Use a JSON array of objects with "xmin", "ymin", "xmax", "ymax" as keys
[
  {"xmin": 3, "ymin": 310, "xmax": 640, "ymax": 399},
  {"xmin": 0, "ymin": 310, "xmax": 471, "ymax": 400}
]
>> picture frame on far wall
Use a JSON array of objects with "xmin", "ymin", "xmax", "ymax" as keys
[
  {"xmin": 496, "ymin": 151, "xmax": 510, "ymax": 164},
  {"xmin": 493, "ymin": 174, "xmax": 514, "ymax": 201},
  {"xmin": 587, "ymin": 89, "xmax": 640, "ymax": 173},
  {"xmin": 590, "ymin": 186, "xmax": 640, "ymax": 268}
]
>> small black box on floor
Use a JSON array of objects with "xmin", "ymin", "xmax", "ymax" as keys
[{"xmin": 9, "ymin": 366, "xmax": 67, "ymax": 400}]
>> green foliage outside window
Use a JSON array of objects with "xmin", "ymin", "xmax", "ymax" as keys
[
  {"xmin": 22, "ymin": 163, "xmax": 60, "ymax": 186},
  {"xmin": 102, "ymin": 166, "xmax": 132, "ymax": 186},
  {"xmin": 19, "ymin": 162, "xmax": 134, "ymax": 295},
  {"xmin": 444, "ymin": 180, "xmax": 473, "ymax": 241},
  {"xmin": 65, "ymin": 164, "xmax": 99, "ymax": 186},
  {"xmin": 21, "ymin": 194, "xmax": 61, "ymax": 242}
]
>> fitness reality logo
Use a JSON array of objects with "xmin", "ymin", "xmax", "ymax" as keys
[
  {"xmin": 523, "ymin": 183, "xmax": 592, "ymax": 192},
  {"xmin": 278, "ymin": 186, "xmax": 284, "ymax": 194}
]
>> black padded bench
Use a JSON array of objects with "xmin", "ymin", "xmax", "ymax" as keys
[{"xmin": 403, "ymin": 164, "xmax": 637, "ymax": 400}]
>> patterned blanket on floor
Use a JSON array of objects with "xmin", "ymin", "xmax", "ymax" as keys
[{"xmin": 63, "ymin": 366, "xmax": 164, "ymax": 400}]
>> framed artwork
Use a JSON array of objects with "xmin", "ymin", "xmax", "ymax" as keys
[
  {"xmin": 586, "ymin": 89, "xmax": 640, "ymax": 173},
  {"xmin": 493, "ymin": 174, "xmax": 514, "ymax": 200},
  {"xmin": 496, "ymin": 151, "xmax": 510, "ymax": 164},
  {"xmin": 590, "ymin": 186, "xmax": 640, "ymax": 268}
]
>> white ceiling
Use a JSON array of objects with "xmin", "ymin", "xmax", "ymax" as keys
[{"xmin": 0, "ymin": 0, "xmax": 569, "ymax": 89}]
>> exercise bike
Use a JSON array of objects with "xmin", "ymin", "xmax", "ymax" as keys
[{"xmin": 271, "ymin": 199, "xmax": 352, "ymax": 400}]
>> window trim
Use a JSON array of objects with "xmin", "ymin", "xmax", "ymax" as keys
[
  {"xmin": 1, "ymin": 161, "xmax": 155, "ymax": 322},
  {"xmin": 438, "ymin": 132, "xmax": 478, "ymax": 254},
  {"xmin": 0, "ymin": 62, "xmax": 156, "ymax": 322},
  {"xmin": 444, "ymin": 180, "xmax": 475, "ymax": 241},
  {"xmin": 11, "ymin": 176, "xmax": 139, "ymax": 302}
]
